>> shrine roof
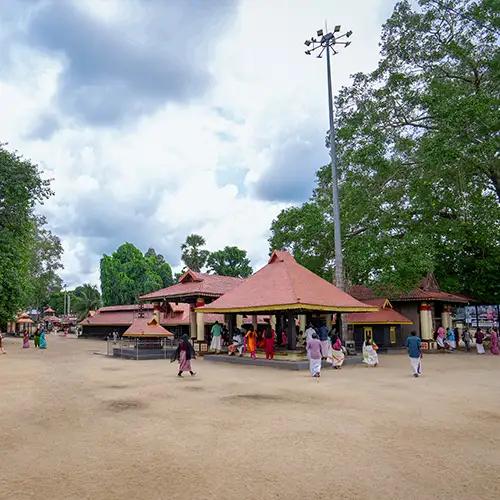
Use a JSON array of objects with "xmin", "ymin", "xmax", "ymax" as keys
[
  {"xmin": 140, "ymin": 270, "xmax": 243, "ymax": 301},
  {"xmin": 197, "ymin": 250, "xmax": 377, "ymax": 314}
]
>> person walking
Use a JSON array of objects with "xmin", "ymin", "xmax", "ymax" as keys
[
  {"xmin": 171, "ymin": 335, "xmax": 196, "ymax": 377},
  {"xmin": 490, "ymin": 328, "xmax": 499, "ymax": 355},
  {"xmin": 318, "ymin": 323, "xmax": 330, "ymax": 360},
  {"xmin": 33, "ymin": 327, "xmax": 40, "ymax": 348},
  {"xmin": 0, "ymin": 332, "xmax": 6, "ymax": 354},
  {"xmin": 306, "ymin": 332, "xmax": 323, "ymax": 378},
  {"xmin": 264, "ymin": 325, "xmax": 275, "ymax": 360},
  {"xmin": 462, "ymin": 328, "xmax": 472, "ymax": 352},
  {"xmin": 475, "ymin": 328, "xmax": 485, "ymax": 354},
  {"xmin": 209, "ymin": 320, "xmax": 222, "ymax": 353},
  {"xmin": 405, "ymin": 331, "xmax": 422, "ymax": 378}
]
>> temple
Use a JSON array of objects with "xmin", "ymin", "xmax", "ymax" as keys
[
  {"xmin": 139, "ymin": 270, "xmax": 242, "ymax": 345},
  {"xmin": 197, "ymin": 250, "xmax": 376, "ymax": 350},
  {"xmin": 349, "ymin": 273, "xmax": 474, "ymax": 347}
]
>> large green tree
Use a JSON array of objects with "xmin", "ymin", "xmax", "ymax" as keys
[
  {"xmin": 0, "ymin": 145, "xmax": 58, "ymax": 326},
  {"xmin": 206, "ymin": 246, "xmax": 253, "ymax": 277},
  {"xmin": 181, "ymin": 234, "xmax": 209, "ymax": 272},
  {"xmin": 100, "ymin": 243, "xmax": 173, "ymax": 305},
  {"xmin": 25, "ymin": 218, "xmax": 64, "ymax": 312},
  {"xmin": 270, "ymin": 0, "xmax": 500, "ymax": 303}
]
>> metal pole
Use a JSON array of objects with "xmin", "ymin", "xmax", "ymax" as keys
[{"xmin": 326, "ymin": 45, "xmax": 344, "ymax": 291}]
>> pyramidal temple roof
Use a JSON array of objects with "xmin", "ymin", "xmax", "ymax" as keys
[
  {"xmin": 197, "ymin": 250, "xmax": 377, "ymax": 314},
  {"xmin": 123, "ymin": 316, "xmax": 174, "ymax": 338}
]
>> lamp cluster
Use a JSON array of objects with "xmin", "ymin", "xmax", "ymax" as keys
[{"xmin": 304, "ymin": 26, "xmax": 352, "ymax": 57}]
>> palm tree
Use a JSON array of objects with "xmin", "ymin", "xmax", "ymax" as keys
[{"xmin": 72, "ymin": 284, "xmax": 102, "ymax": 320}]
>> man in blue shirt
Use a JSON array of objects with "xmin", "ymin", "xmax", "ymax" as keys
[{"xmin": 405, "ymin": 331, "xmax": 422, "ymax": 378}]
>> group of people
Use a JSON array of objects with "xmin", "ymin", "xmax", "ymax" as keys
[
  {"xmin": 304, "ymin": 323, "xmax": 346, "ymax": 378},
  {"xmin": 0, "ymin": 327, "xmax": 48, "ymax": 354},
  {"xmin": 226, "ymin": 324, "xmax": 277, "ymax": 360},
  {"xmin": 435, "ymin": 326, "xmax": 499, "ymax": 355}
]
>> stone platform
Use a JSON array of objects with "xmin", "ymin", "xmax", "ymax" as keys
[{"xmin": 203, "ymin": 353, "xmax": 362, "ymax": 370}]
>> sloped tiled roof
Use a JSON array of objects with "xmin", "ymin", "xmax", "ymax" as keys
[
  {"xmin": 79, "ymin": 303, "xmax": 224, "ymax": 327},
  {"xmin": 123, "ymin": 317, "xmax": 173, "ymax": 338},
  {"xmin": 198, "ymin": 251, "xmax": 377, "ymax": 313},
  {"xmin": 140, "ymin": 269, "xmax": 243, "ymax": 301},
  {"xmin": 347, "ymin": 298, "xmax": 413, "ymax": 325},
  {"xmin": 348, "ymin": 285, "xmax": 376, "ymax": 300}
]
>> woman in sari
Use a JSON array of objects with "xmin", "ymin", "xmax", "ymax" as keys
[
  {"xmin": 490, "ymin": 329, "xmax": 499, "ymax": 355},
  {"xmin": 171, "ymin": 335, "xmax": 196, "ymax": 377},
  {"xmin": 330, "ymin": 334, "xmax": 345, "ymax": 369},
  {"xmin": 22, "ymin": 330, "xmax": 30, "ymax": 348},
  {"xmin": 245, "ymin": 328, "xmax": 257, "ymax": 358},
  {"xmin": 39, "ymin": 328, "xmax": 47, "ymax": 349},
  {"xmin": 264, "ymin": 326, "xmax": 275, "ymax": 360},
  {"xmin": 362, "ymin": 336, "xmax": 378, "ymax": 367}
]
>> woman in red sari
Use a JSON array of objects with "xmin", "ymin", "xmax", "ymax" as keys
[{"xmin": 264, "ymin": 326, "xmax": 275, "ymax": 360}]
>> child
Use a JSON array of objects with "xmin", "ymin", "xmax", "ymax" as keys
[{"xmin": 245, "ymin": 328, "xmax": 257, "ymax": 359}]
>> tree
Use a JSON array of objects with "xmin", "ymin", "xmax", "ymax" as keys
[
  {"xmin": 206, "ymin": 246, "xmax": 253, "ymax": 277},
  {"xmin": 72, "ymin": 284, "xmax": 102, "ymax": 320},
  {"xmin": 145, "ymin": 248, "xmax": 173, "ymax": 287},
  {"xmin": 181, "ymin": 234, "xmax": 209, "ymax": 272},
  {"xmin": 25, "ymin": 218, "xmax": 64, "ymax": 312},
  {"xmin": 270, "ymin": 0, "xmax": 500, "ymax": 303},
  {"xmin": 100, "ymin": 243, "xmax": 173, "ymax": 306},
  {"xmin": 0, "ymin": 145, "xmax": 55, "ymax": 326}
]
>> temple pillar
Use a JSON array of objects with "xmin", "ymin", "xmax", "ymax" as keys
[
  {"xmin": 299, "ymin": 314, "xmax": 306, "ymax": 334},
  {"xmin": 270, "ymin": 315, "xmax": 276, "ymax": 331},
  {"xmin": 196, "ymin": 297, "xmax": 205, "ymax": 342},
  {"xmin": 287, "ymin": 311, "xmax": 296, "ymax": 350},
  {"xmin": 325, "ymin": 313, "xmax": 333, "ymax": 331},
  {"xmin": 441, "ymin": 305, "xmax": 452, "ymax": 330},
  {"xmin": 189, "ymin": 306, "xmax": 197, "ymax": 339},
  {"xmin": 236, "ymin": 314, "xmax": 243, "ymax": 329},
  {"xmin": 252, "ymin": 314, "xmax": 258, "ymax": 331},
  {"xmin": 196, "ymin": 312, "xmax": 205, "ymax": 342},
  {"xmin": 419, "ymin": 302, "xmax": 433, "ymax": 340}
]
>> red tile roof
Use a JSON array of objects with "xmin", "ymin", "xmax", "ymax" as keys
[
  {"xmin": 347, "ymin": 299, "xmax": 413, "ymax": 324},
  {"xmin": 79, "ymin": 303, "xmax": 224, "ymax": 328},
  {"xmin": 140, "ymin": 269, "xmax": 243, "ymax": 301},
  {"xmin": 390, "ymin": 274, "xmax": 471, "ymax": 304},
  {"xmin": 123, "ymin": 317, "xmax": 174, "ymax": 338},
  {"xmin": 198, "ymin": 250, "xmax": 377, "ymax": 313}
]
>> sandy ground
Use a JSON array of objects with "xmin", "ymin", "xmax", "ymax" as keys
[{"xmin": 1, "ymin": 334, "xmax": 499, "ymax": 500}]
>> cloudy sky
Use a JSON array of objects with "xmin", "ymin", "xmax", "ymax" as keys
[{"xmin": 0, "ymin": 0, "xmax": 396, "ymax": 287}]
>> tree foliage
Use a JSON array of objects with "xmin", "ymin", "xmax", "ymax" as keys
[
  {"xmin": 181, "ymin": 234, "xmax": 209, "ymax": 272},
  {"xmin": 72, "ymin": 284, "xmax": 102, "ymax": 320},
  {"xmin": 270, "ymin": 0, "xmax": 500, "ymax": 303},
  {"xmin": 100, "ymin": 243, "xmax": 173, "ymax": 306},
  {"xmin": 206, "ymin": 246, "xmax": 253, "ymax": 277},
  {"xmin": 0, "ymin": 145, "xmax": 60, "ymax": 326}
]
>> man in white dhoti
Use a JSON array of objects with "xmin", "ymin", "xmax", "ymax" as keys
[{"xmin": 405, "ymin": 331, "xmax": 422, "ymax": 377}]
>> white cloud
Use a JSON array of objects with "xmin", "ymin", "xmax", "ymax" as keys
[{"xmin": 0, "ymin": 0, "xmax": 397, "ymax": 287}]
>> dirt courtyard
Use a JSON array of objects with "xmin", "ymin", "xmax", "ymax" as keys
[{"xmin": 1, "ymin": 335, "xmax": 499, "ymax": 500}]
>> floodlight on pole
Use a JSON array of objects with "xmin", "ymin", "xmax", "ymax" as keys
[{"xmin": 304, "ymin": 24, "xmax": 352, "ymax": 292}]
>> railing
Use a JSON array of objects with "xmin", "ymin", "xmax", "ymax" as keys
[{"xmin": 106, "ymin": 336, "xmax": 177, "ymax": 359}]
